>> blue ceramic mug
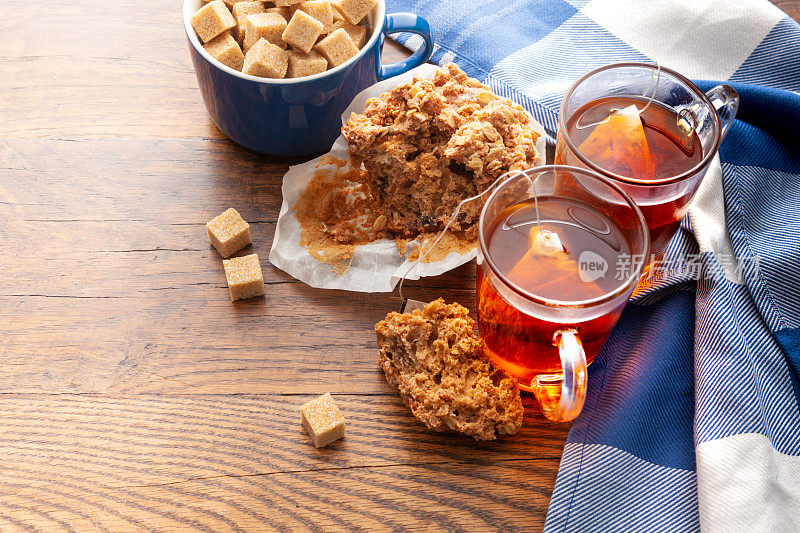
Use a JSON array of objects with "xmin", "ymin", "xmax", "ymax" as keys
[{"xmin": 184, "ymin": 0, "xmax": 434, "ymax": 156}]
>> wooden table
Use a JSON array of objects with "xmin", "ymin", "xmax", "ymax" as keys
[{"xmin": 1, "ymin": 1, "xmax": 796, "ymax": 531}]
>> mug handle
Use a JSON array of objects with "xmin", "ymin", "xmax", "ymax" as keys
[
  {"xmin": 532, "ymin": 328, "xmax": 588, "ymax": 422},
  {"xmin": 705, "ymin": 84, "xmax": 739, "ymax": 142},
  {"xmin": 377, "ymin": 13, "xmax": 434, "ymax": 81}
]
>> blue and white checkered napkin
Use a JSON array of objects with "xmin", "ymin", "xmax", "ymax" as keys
[{"xmin": 389, "ymin": 0, "xmax": 800, "ymax": 530}]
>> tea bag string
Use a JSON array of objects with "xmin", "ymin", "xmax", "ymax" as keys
[
  {"xmin": 575, "ymin": 61, "xmax": 662, "ymax": 130},
  {"xmin": 397, "ymin": 169, "xmax": 530, "ymax": 302},
  {"xmin": 638, "ymin": 61, "xmax": 661, "ymax": 114}
]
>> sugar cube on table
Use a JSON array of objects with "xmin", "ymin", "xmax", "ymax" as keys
[
  {"xmin": 314, "ymin": 28, "xmax": 359, "ymax": 67},
  {"xmin": 282, "ymin": 10, "xmax": 325, "ymax": 54},
  {"xmin": 329, "ymin": 20, "xmax": 366, "ymax": 47},
  {"xmin": 192, "ymin": 0, "xmax": 236, "ymax": 43},
  {"xmin": 244, "ymin": 12, "xmax": 287, "ymax": 52},
  {"xmin": 331, "ymin": 0, "xmax": 376, "ymax": 25},
  {"xmin": 206, "ymin": 208, "xmax": 251, "ymax": 258},
  {"xmin": 231, "ymin": 1, "xmax": 265, "ymax": 44},
  {"xmin": 300, "ymin": 393, "xmax": 345, "ymax": 448},
  {"xmin": 286, "ymin": 50, "xmax": 328, "ymax": 78},
  {"xmin": 243, "ymin": 38, "xmax": 289, "ymax": 78},
  {"xmin": 294, "ymin": 0, "xmax": 335, "ymax": 33},
  {"xmin": 222, "ymin": 253, "xmax": 265, "ymax": 301}
]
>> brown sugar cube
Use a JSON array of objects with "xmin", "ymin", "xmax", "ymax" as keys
[
  {"xmin": 203, "ymin": 32, "xmax": 245, "ymax": 71},
  {"xmin": 331, "ymin": 0, "xmax": 376, "ymax": 25},
  {"xmin": 282, "ymin": 10, "xmax": 325, "ymax": 54},
  {"xmin": 300, "ymin": 393, "xmax": 345, "ymax": 448},
  {"xmin": 314, "ymin": 28, "xmax": 359, "ymax": 67},
  {"xmin": 274, "ymin": 0, "xmax": 303, "ymax": 6},
  {"xmin": 332, "ymin": 5, "xmax": 345, "ymax": 21},
  {"xmin": 192, "ymin": 0, "xmax": 237, "ymax": 43},
  {"xmin": 286, "ymin": 49, "xmax": 328, "ymax": 78},
  {"xmin": 222, "ymin": 254, "xmax": 265, "ymax": 301},
  {"xmin": 206, "ymin": 208, "xmax": 251, "ymax": 257},
  {"xmin": 243, "ymin": 38, "xmax": 289, "ymax": 78},
  {"xmin": 294, "ymin": 1, "xmax": 334, "ymax": 33},
  {"xmin": 329, "ymin": 20, "xmax": 366, "ymax": 47},
  {"xmin": 244, "ymin": 12, "xmax": 287, "ymax": 52},
  {"xmin": 232, "ymin": 1, "xmax": 265, "ymax": 44}
]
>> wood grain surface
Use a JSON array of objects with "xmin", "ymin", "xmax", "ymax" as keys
[{"xmin": 1, "ymin": 1, "xmax": 797, "ymax": 531}]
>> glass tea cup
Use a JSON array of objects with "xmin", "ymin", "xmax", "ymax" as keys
[
  {"xmin": 555, "ymin": 62, "xmax": 739, "ymax": 259},
  {"xmin": 477, "ymin": 166, "xmax": 649, "ymax": 422}
]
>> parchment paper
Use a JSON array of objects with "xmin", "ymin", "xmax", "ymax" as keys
[{"xmin": 269, "ymin": 63, "xmax": 547, "ymax": 293}]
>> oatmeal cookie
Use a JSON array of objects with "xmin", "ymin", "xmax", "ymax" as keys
[
  {"xmin": 342, "ymin": 63, "xmax": 540, "ymax": 241},
  {"xmin": 375, "ymin": 298, "xmax": 524, "ymax": 441}
]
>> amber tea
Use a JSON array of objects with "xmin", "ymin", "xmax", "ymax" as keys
[
  {"xmin": 557, "ymin": 96, "xmax": 703, "ymax": 252},
  {"xmin": 477, "ymin": 166, "xmax": 648, "ymax": 421},
  {"xmin": 477, "ymin": 196, "xmax": 630, "ymax": 388},
  {"xmin": 565, "ymin": 96, "xmax": 703, "ymax": 180}
]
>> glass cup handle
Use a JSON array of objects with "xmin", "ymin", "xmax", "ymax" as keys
[
  {"xmin": 705, "ymin": 84, "xmax": 740, "ymax": 143},
  {"xmin": 532, "ymin": 328, "xmax": 588, "ymax": 423}
]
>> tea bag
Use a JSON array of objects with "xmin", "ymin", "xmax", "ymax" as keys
[
  {"xmin": 508, "ymin": 226, "xmax": 573, "ymax": 284},
  {"xmin": 507, "ymin": 226, "xmax": 565, "ymax": 275},
  {"xmin": 507, "ymin": 225, "xmax": 608, "ymax": 300},
  {"xmin": 578, "ymin": 104, "xmax": 655, "ymax": 179},
  {"xmin": 531, "ymin": 227, "xmax": 565, "ymax": 257}
]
